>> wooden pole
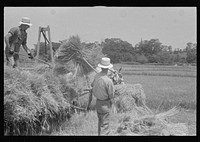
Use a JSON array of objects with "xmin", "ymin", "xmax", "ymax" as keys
[
  {"xmin": 35, "ymin": 26, "xmax": 41, "ymax": 65},
  {"xmin": 47, "ymin": 25, "xmax": 54, "ymax": 66},
  {"xmin": 44, "ymin": 30, "xmax": 47, "ymax": 55},
  {"xmin": 82, "ymin": 57, "xmax": 98, "ymax": 73}
]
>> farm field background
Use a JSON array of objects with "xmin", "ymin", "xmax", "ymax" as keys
[
  {"xmin": 114, "ymin": 64, "xmax": 196, "ymax": 107},
  {"xmin": 113, "ymin": 63, "xmax": 196, "ymax": 135}
]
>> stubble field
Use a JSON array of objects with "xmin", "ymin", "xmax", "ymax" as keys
[
  {"xmin": 114, "ymin": 64, "xmax": 196, "ymax": 109},
  {"xmin": 113, "ymin": 63, "xmax": 196, "ymax": 135}
]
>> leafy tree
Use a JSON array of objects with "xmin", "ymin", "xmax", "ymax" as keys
[
  {"xmin": 136, "ymin": 54, "xmax": 148, "ymax": 64},
  {"xmin": 155, "ymin": 51, "xmax": 171, "ymax": 64},
  {"xmin": 148, "ymin": 55, "xmax": 157, "ymax": 63},
  {"xmin": 134, "ymin": 39, "xmax": 174, "ymax": 64},
  {"xmin": 134, "ymin": 39, "xmax": 163, "ymax": 57},
  {"xmin": 101, "ymin": 38, "xmax": 135, "ymax": 63},
  {"xmin": 168, "ymin": 46, "xmax": 173, "ymax": 54},
  {"xmin": 185, "ymin": 42, "xmax": 196, "ymax": 63}
]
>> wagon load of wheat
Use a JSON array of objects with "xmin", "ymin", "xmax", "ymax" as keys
[{"xmin": 4, "ymin": 66, "xmax": 71, "ymax": 135}]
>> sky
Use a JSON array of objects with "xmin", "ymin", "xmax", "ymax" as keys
[{"xmin": 4, "ymin": 7, "xmax": 196, "ymax": 50}]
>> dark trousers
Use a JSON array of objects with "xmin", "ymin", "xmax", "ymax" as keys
[
  {"xmin": 96, "ymin": 99, "xmax": 111, "ymax": 136},
  {"xmin": 5, "ymin": 47, "xmax": 19, "ymax": 68}
]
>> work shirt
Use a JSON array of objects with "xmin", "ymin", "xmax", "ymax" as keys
[
  {"xmin": 7, "ymin": 26, "xmax": 27, "ymax": 52},
  {"xmin": 92, "ymin": 72, "xmax": 115, "ymax": 101}
]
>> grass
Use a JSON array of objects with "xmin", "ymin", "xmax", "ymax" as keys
[
  {"xmin": 168, "ymin": 109, "xmax": 196, "ymax": 135},
  {"xmin": 51, "ymin": 111, "xmax": 98, "ymax": 136},
  {"xmin": 123, "ymin": 73, "xmax": 196, "ymax": 110},
  {"xmin": 114, "ymin": 63, "xmax": 196, "ymax": 110},
  {"xmin": 51, "ymin": 110, "xmax": 137, "ymax": 136},
  {"xmin": 52, "ymin": 109, "xmax": 196, "ymax": 136},
  {"xmin": 114, "ymin": 64, "xmax": 196, "ymax": 77}
]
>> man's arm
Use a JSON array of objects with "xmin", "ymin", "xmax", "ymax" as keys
[
  {"xmin": 21, "ymin": 36, "xmax": 31, "ymax": 54},
  {"xmin": 21, "ymin": 37, "xmax": 34, "ymax": 59},
  {"xmin": 86, "ymin": 76, "xmax": 96, "ymax": 111},
  {"xmin": 22, "ymin": 44, "xmax": 34, "ymax": 59},
  {"xmin": 107, "ymin": 78, "xmax": 115, "ymax": 99},
  {"xmin": 4, "ymin": 33, "xmax": 12, "ymax": 49},
  {"xmin": 22, "ymin": 44, "xmax": 31, "ymax": 54},
  {"xmin": 5, "ymin": 27, "xmax": 19, "ymax": 51},
  {"xmin": 107, "ymin": 79, "xmax": 115, "ymax": 106}
]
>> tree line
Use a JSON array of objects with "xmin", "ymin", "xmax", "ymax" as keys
[
  {"xmin": 101, "ymin": 38, "xmax": 196, "ymax": 65},
  {"xmin": 30, "ymin": 38, "xmax": 196, "ymax": 65}
]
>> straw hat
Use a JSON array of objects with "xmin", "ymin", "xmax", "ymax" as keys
[
  {"xmin": 98, "ymin": 57, "xmax": 113, "ymax": 69},
  {"xmin": 19, "ymin": 17, "xmax": 32, "ymax": 26}
]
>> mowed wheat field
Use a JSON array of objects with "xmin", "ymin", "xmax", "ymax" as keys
[
  {"xmin": 114, "ymin": 64, "xmax": 196, "ymax": 108},
  {"xmin": 113, "ymin": 63, "xmax": 196, "ymax": 135}
]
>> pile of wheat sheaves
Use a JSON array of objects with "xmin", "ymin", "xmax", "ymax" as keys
[
  {"xmin": 4, "ymin": 65, "xmax": 76, "ymax": 135},
  {"xmin": 111, "ymin": 84, "xmax": 188, "ymax": 136}
]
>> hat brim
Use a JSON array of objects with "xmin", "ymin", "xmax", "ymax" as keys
[
  {"xmin": 98, "ymin": 63, "xmax": 113, "ymax": 69},
  {"xmin": 19, "ymin": 22, "xmax": 32, "ymax": 26}
]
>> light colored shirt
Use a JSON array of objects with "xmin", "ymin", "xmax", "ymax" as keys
[
  {"xmin": 92, "ymin": 72, "xmax": 115, "ymax": 101},
  {"xmin": 7, "ymin": 26, "xmax": 28, "ymax": 52}
]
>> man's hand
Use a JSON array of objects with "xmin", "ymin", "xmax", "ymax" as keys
[{"xmin": 28, "ymin": 53, "xmax": 34, "ymax": 59}]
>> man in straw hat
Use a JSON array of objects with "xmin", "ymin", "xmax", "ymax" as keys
[
  {"xmin": 91, "ymin": 57, "xmax": 115, "ymax": 136},
  {"xmin": 5, "ymin": 17, "xmax": 34, "ymax": 68}
]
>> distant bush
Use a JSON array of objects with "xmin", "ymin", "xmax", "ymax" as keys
[{"xmin": 136, "ymin": 54, "xmax": 148, "ymax": 64}]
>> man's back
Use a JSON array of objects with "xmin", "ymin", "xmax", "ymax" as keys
[
  {"xmin": 92, "ymin": 72, "xmax": 114, "ymax": 101},
  {"xmin": 8, "ymin": 27, "xmax": 27, "ymax": 45}
]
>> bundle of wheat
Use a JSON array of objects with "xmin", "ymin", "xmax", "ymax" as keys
[
  {"xmin": 58, "ymin": 75, "xmax": 79, "ymax": 102},
  {"xmin": 114, "ymin": 84, "xmax": 146, "ymax": 102},
  {"xmin": 4, "ymin": 66, "xmax": 71, "ymax": 135},
  {"xmin": 113, "ymin": 83, "xmax": 152, "ymax": 114},
  {"xmin": 55, "ymin": 35, "xmax": 95, "ymax": 76}
]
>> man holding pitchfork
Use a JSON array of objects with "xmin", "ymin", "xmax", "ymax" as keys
[{"xmin": 5, "ymin": 17, "xmax": 34, "ymax": 68}]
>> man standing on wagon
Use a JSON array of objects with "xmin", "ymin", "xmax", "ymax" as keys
[
  {"xmin": 4, "ymin": 17, "xmax": 34, "ymax": 68},
  {"xmin": 91, "ymin": 57, "xmax": 115, "ymax": 136}
]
